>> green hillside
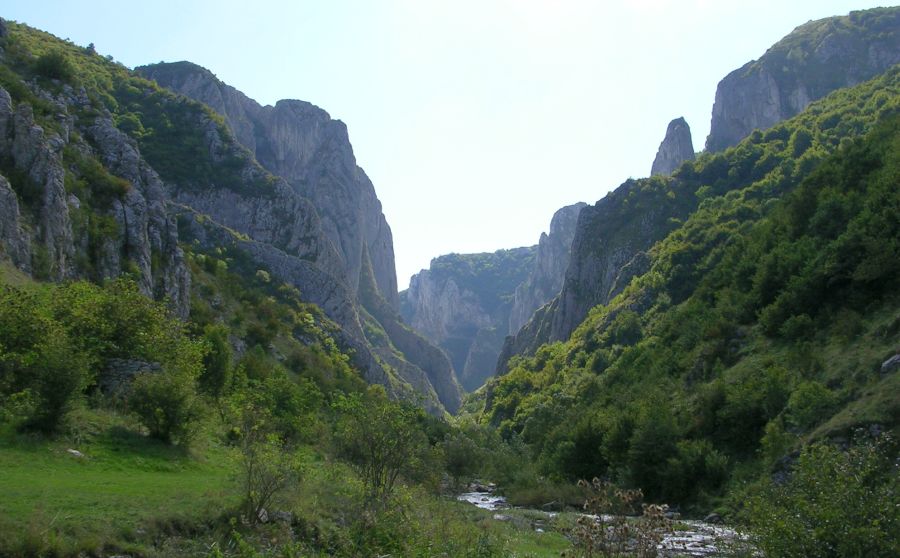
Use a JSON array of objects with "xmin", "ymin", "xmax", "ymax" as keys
[{"xmin": 484, "ymin": 68, "xmax": 900, "ymax": 512}]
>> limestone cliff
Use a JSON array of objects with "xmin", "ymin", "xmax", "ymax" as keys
[
  {"xmin": 136, "ymin": 62, "xmax": 459, "ymax": 412},
  {"xmin": 508, "ymin": 203, "xmax": 586, "ymax": 334},
  {"xmin": 496, "ymin": 178, "xmax": 681, "ymax": 373},
  {"xmin": 650, "ymin": 117, "xmax": 694, "ymax": 176},
  {"xmin": 401, "ymin": 248, "xmax": 535, "ymax": 391},
  {"xmin": 706, "ymin": 7, "xmax": 900, "ymax": 152},
  {"xmin": 137, "ymin": 62, "xmax": 399, "ymax": 310},
  {"xmin": 0, "ymin": 81, "xmax": 190, "ymax": 317},
  {"xmin": 0, "ymin": 20, "xmax": 459, "ymax": 414}
]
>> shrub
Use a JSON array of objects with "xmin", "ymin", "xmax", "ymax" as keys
[
  {"xmin": 334, "ymin": 386, "xmax": 429, "ymax": 507},
  {"xmin": 786, "ymin": 381, "xmax": 837, "ymax": 429},
  {"xmin": 33, "ymin": 51, "xmax": 74, "ymax": 82},
  {"xmin": 746, "ymin": 434, "xmax": 899, "ymax": 557},
  {"xmin": 128, "ymin": 370, "xmax": 202, "ymax": 444},
  {"xmin": 199, "ymin": 324, "xmax": 232, "ymax": 399},
  {"xmin": 234, "ymin": 406, "xmax": 301, "ymax": 523}
]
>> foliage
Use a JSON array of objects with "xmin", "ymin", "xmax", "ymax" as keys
[
  {"xmin": 746, "ymin": 433, "xmax": 900, "ymax": 557},
  {"xmin": 333, "ymin": 386, "xmax": 429, "ymax": 507},
  {"xmin": 128, "ymin": 368, "xmax": 202, "ymax": 444},
  {"xmin": 563, "ymin": 478, "xmax": 672, "ymax": 558},
  {"xmin": 484, "ymin": 69, "xmax": 900, "ymax": 508},
  {"xmin": 199, "ymin": 324, "xmax": 233, "ymax": 399},
  {"xmin": 33, "ymin": 50, "xmax": 75, "ymax": 82}
]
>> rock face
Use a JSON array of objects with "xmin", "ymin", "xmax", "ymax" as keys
[
  {"xmin": 402, "ymin": 248, "xmax": 535, "ymax": 391},
  {"xmin": 136, "ymin": 62, "xmax": 460, "ymax": 412},
  {"xmin": 706, "ymin": 7, "xmax": 900, "ymax": 152},
  {"xmin": 496, "ymin": 177, "xmax": 684, "ymax": 374},
  {"xmin": 0, "ymin": 24, "xmax": 458, "ymax": 414},
  {"xmin": 508, "ymin": 203, "xmax": 586, "ymax": 334},
  {"xmin": 651, "ymin": 117, "xmax": 694, "ymax": 176},
  {"xmin": 497, "ymin": 6, "xmax": 900, "ymax": 376},
  {"xmin": 0, "ymin": 84, "xmax": 190, "ymax": 316},
  {"xmin": 138, "ymin": 62, "xmax": 399, "ymax": 309}
]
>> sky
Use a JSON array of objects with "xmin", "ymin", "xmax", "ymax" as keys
[{"xmin": 3, "ymin": 0, "xmax": 891, "ymax": 287}]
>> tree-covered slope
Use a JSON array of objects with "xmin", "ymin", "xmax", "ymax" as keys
[
  {"xmin": 0, "ymin": 19, "xmax": 459, "ymax": 414},
  {"xmin": 483, "ymin": 67, "xmax": 900, "ymax": 508}
]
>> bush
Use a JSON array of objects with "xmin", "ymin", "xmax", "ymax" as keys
[
  {"xmin": 234, "ymin": 407, "xmax": 301, "ymax": 523},
  {"xmin": 786, "ymin": 381, "xmax": 837, "ymax": 429},
  {"xmin": 747, "ymin": 434, "xmax": 899, "ymax": 557},
  {"xmin": 128, "ymin": 370, "xmax": 202, "ymax": 444},
  {"xmin": 334, "ymin": 386, "xmax": 429, "ymax": 507},
  {"xmin": 33, "ymin": 51, "xmax": 74, "ymax": 82},
  {"xmin": 199, "ymin": 324, "xmax": 232, "ymax": 399}
]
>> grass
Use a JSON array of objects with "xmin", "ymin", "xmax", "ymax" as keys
[{"xmin": 0, "ymin": 410, "xmax": 235, "ymax": 556}]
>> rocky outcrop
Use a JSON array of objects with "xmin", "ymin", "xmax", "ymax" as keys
[
  {"xmin": 651, "ymin": 117, "xmax": 694, "ymax": 176},
  {"xmin": 402, "ymin": 248, "xmax": 535, "ymax": 391},
  {"xmin": 706, "ymin": 7, "xmax": 900, "ymax": 152},
  {"xmin": 85, "ymin": 116, "xmax": 190, "ymax": 316},
  {"xmin": 138, "ymin": 62, "xmax": 399, "ymax": 309},
  {"xmin": 0, "ymin": 88, "xmax": 74, "ymax": 280},
  {"xmin": 136, "ymin": 63, "xmax": 460, "ymax": 412},
  {"xmin": 508, "ymin": 203, "xmax": 586, "ymax": 334},
  {"xmin": 0, "ymin": 80, "xmax": 191, "ymax": 316},
  {"xmin": 0, "ymin": 174, "xmax": 31, "ymax": 270},
  {"xmin": 496, "ymin": 178, "xmax": 687, "ymax": 374}
]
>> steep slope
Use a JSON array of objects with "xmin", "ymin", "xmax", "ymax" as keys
[
  {"xmin": 0, "ymin": 43, "xmax": 189, "ymax": 318},
  {"xmin": 137, "ymin": 62, "xmax": 399, "ymax": 309},
  {"xmin": 508, "ymin": 203, "xmax": 587, "ymax": 335},
  {"xmin": 499, "ymin": 7, "xmax": 900, "ymax": 371},
  {"xmin": 0, "ymin": 21, "xmax": 459, "ymax": 414},
  {"xmin": 706, "ymin": 6, "xmax": 900, "ymax": 152},
  {"xmin": 484, "ymin": 69, "xmax": 900, "ymax": 506},
  {"xmin": 401, "ymin": 248, "xmax": 535, "ymax": 391},
  {"xmin": 138, "ymin": 61, "xmax": 461, "ymax": 412}
]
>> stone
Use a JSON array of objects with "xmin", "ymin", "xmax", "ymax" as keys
[
  {"xmin": 100, "ymin": 359, "xmax": 162, "ymax": 395},
  {"xmin": 702, "ymin": 513, "xmax": 722, "ymax": 524},
  {"xmin": 706, "ymin": 8, "xmax": 900, "ymax": 151},
  {"xmin": 138, "ymin": 62, "xmax": 461, "ymax": 413},
  {"xmin": 880, "ymin": 354, "xmax": 900, "ymax": 375},
  {"xmin": 0, "ymin": 17, "xmax": 7, "ymax": 39},
  {"xmin": 493, "ymin": 514, "xmax": 512, "ymax": 522},
  {"xmin": 0, "ymin": 174, "xmax": 32, "ymax": 271},
  {"xmin": 66, "ymin": 449, "xmax": 85, "ymax": 458},
  {"xmin": 508, "ymin": 203, "xmax": 586, "ymax": 335},
  {"xmin": 651, "ymin": 117, "xmax": 694, "ymax": 176},
  {"xmin": 272, "ymin": 510, "xmax": 293, "ymax": 523}
]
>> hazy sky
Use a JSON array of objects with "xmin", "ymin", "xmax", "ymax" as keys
[{"xmin": 4, "ymin": 1, "xmax": 891, "ymax": 287}]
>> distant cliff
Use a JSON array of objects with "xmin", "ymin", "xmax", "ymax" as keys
[
  {"xmin": 706, "ymin": 7, "xmax": 900, "ymax": 152},
  {"xmin": 401, "ymin": 248, "xmax": 535, "ymax": 391},
  {"xmin": 508, "ymin": 203, "xmax": 586, "ymax": 334},
  {"xmin": 138, "ymin": 62, "xmax": 461, "ymax": 413}
]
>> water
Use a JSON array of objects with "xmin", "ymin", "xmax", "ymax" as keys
[
  {"xmin": 457, "ymin": 491, "xmax": 750, "ymax": 557},
  {"xmin": 456, "ymin": 490, "xmax": 507, "ymax": 510}
]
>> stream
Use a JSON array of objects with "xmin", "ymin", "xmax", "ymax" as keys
[{"xmin": 457, "ymin": 490, "xmax": 750, "ymax": 557}]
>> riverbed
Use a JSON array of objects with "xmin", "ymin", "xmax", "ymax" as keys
[{"xmin": 457, "ymin": 490, "xmax": 751, "ymax": 557}]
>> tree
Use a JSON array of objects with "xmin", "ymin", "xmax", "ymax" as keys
[
  {"xmin": 747, "ymin": 434, "xmax": 899, "ymax": 557},
  {"xmin": 334, "ymin": 386, "xmax": 428, "ymax": 507},
  {"xmin": 199, "ymin": 324, "xmax": 233, "ymax": 399}
]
